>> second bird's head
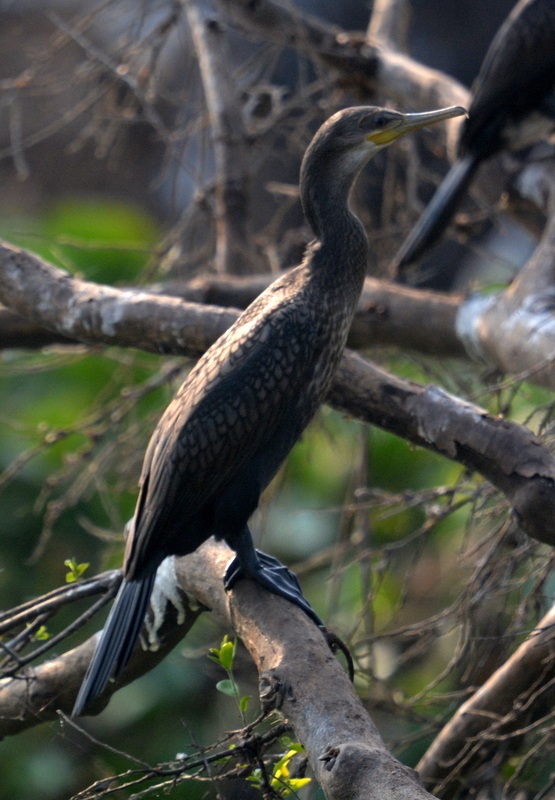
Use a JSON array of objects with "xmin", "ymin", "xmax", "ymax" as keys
[{"xmin": 300, "ymin": 104, "xmax": 465, "ymax": 233}]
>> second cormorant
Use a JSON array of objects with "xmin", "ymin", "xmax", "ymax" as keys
[{"xmin": 392, "ymin": 0, "xmax": 555, "ymax": 274}]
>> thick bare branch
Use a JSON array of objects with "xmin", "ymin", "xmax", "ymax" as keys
[
  {"xmin": 456, "ymin": 163, "xmax": 555, "ymax": 387},
  {"xmin": 160, "ymin": 273, "xmax": 466, "ymax": 357},
  {"xmin": 175, "ymin": 541, "xmax": 436, "ymax": 800},
  {"xmin": 0, "ymin": 542, "xmax": 435, "ymax": 799},
  {"xmin": 0, "ymin": 240, "xmax": 239, "ymax": 358},
  {"xmin": 0, "ymin": 245, "xmax": 464, "ymax": 357},
  {"xmin": 0, "ymin": 572, "xmax": 199, "ymax": 739},
  {"xmin": 329, "ymin": 351, "xmax": 555, "ymax": 546}
]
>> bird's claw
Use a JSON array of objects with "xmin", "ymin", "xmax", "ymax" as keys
[
  {"xmin": 224, "ymin": 550, "xmax": 354, "ymax": 680},
  {"xmin": 224, "ymin": 550, "xmax": 323, "ymax": 626}
]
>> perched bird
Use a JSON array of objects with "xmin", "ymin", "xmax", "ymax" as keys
[
  {"xmin": 392, "ymin": 0, "xmax": 555, "ymax": 274},
  {"xmin": 72, "ymin": 103, "xmax": 464, "ymax": 717}
]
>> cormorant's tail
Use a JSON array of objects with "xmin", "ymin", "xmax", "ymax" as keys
[
  {"xmin": 72, "ymin": 572, "xmax": 156, "ymax": 717},
  {"xmin": 392, "ymin": 152, "xmax": 480, "ymax": 274}
]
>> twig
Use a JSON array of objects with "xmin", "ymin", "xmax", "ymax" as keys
[
  {"xmin": 0, "ymin": 570, "xmax": 121, "ymax": 634},
  {"xmin": 0, "ymin": 586, "xmax": 118, "ymax": 677}
]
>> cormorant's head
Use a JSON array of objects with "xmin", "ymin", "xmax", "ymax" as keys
[
  {"xmin": 300, "ymin": 104, "xmax": 466, "ymax": 237},
  {"xmin": 303, "ymin": 105, "xmax": 466, "ymax": 177}
]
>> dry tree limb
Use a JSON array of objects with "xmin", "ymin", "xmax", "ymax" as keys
[
  {"xmin": 185, "ymin": 0, "xmax": 254, "ymax": 275},
  {"xmin": 0, "ymin": 272, "xmax": 465, "ymax": 357},
  {"xmin": 164, "ymin": 272, "xmax": 466, "ymax": 357},
  {"xmin": 456, "ymin": 162, "xmax": 555, "ymax": 387},
  {"xmin": 176, "ymin": 541, "xmax": 437, "ymax": 800},
  {"xmin": 0, "ymin": 244, "xmax": 464, "ymax": 358},
  {"xmin": 0, "ymin": 240, "xmax": 239, "ymax": 358},
  {"xmin": 0, "ymin": 542, "xmax": 437, "ymax": 800},
  {"xmin": 417, "ymin": 601, "xmax": 555, "ymax": 798},
  {"xmin": 329, "ymin": 351, "xmax": 555, "ymax": 546},
  {"xmin": 0, "ymin": 570, "xmax": 199, "ymax": 739}
]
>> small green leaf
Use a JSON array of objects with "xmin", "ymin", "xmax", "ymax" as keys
[
  {"xmin": 64, "ymin": 558, "xmax": 89, "ymax": 583},
  {"xmin": 219, "ymin": 639, "xmax": 236, "ymax": 671},
  {"xmin": 216, "ymin": 679, "xmax": 239, "ymax": 697},
  {"xmin": 208, "ymin": 635, "xmax": 236, "ymax": 669},
  {"xmin": 34, "ymin": 625, "xmax": 50, "ymax": 641},
  {"xmin": 239, "ymin": 695, "xmax": 251, "ymax": 713},
  {"xmin": 284, "ymin": 743, "xmax": 304, "ymax": 754}
]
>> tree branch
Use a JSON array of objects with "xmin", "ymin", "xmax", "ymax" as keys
[
  {"xmin": 456, "ymin": 162, "xmax": 555, "ymax": 387},
  {"xmin": 0, "ymin": 570, "xmax": 199, "ymax": 739},
  {"xmin": 0, "ymin": 240, "xmax": 239, "ymax": 358},
  {"xmin": 174, "ymin": 540, "xmax": 438, "ymax": 800},
  {"xmin": 417, "ymin": 601, "xmax": 555, "ymax": 798},
  {"xmin": 0, "ymin": 541, "xmax": 438, "ymax": 799},
  {"xmin": 329, "ymin": 351, "xmax": 555, "ymax": 546},
  {"xmin": 0, "ymin": 243, "xmax": 465, "ymax": 357}
]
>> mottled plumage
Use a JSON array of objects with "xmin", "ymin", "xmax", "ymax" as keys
[
  {"xmin": 73, "ymin": 104, "xmax": 464, "ymax": 717},
  {"xmin": 393, "ymin": 0, "xmax": 555, "ymax": 273}
]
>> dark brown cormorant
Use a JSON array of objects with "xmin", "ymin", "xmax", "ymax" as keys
[
  {"xmin": 72, "ymin": 103, "xmax": 464, "ymax": 717},
  {"xmin": 392, "ymin": 0, "xmax": 555, "ymax": 274}
]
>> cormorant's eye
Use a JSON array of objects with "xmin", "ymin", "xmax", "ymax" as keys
[{"xmin": 373, "ymin": 115, "xmax": 389, "ymax": 129}]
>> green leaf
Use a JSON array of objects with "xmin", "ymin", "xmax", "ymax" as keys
[
  {"xmin": 239, "ymin": 695, "xmax": 251, "ymax": 713},
  {"xmin": 208, "ymin": 635, "xmax": 236, "ymax": 670},
  {"xmin": 216, "ymin": 679, "xmax": 239, "ymax": 697},
  {"xmin": 219, "ymin": 639, "xmax": 236, "ymax": 671},
  {"xmin": 64, "ymin": 558, "xmax": 89, "ymax": 583},
  {"xmin": 34, "ymin": 625, "xmax": 50, "ymax": 641}
]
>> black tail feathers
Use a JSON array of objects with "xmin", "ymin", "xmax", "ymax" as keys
[
  {"xmin": 72, "ymin": 572, "xmax": 156, "ymax": 716},
  {"xmin": 392, "ymin": 152, "xmax": 479, "ymax": 274}
]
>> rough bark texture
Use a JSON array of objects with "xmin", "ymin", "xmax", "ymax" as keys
[{"xmin": 174, "ymin": 541, "xmax": 437, "ymax": 800}]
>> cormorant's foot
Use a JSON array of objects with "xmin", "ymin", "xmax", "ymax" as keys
[
  {"xmin": 224, "ymin": 550, "xmax": 355, "ymax": 680},
  {"xmin": 224, "ymin": 550, "xmax": 324, "ymax": 627}
]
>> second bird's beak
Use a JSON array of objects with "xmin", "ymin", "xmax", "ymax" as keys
[{"xmin": 367, "ymin": 106, "xmax": 466, "ymax": 145}]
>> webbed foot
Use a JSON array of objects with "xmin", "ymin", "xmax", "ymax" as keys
[{"xmin": 224, "ymin": 549, "xmax": 324, "ymax": 627}]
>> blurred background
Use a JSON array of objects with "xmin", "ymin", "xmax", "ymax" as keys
[{"xmin": 0, "ymin": 1, "xmax": 551, "ymax": 799}]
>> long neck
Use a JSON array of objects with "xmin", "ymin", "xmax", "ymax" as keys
[{"xmin": 300, "ymin": 149, "xmax": 369, "ymax": 298}]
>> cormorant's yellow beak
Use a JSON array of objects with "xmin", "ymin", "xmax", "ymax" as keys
[{"xmin": 367, "ymin": 106, "xmax": 466, "ymax": 145}]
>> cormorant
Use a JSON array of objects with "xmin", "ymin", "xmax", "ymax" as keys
[
  {"xmin": 72, "ymin": 102, "xmax": 464, "ymax": 717},
  {"xmin": 392, "ymin": 0, "xmax": 555, "ymax": 274}
]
